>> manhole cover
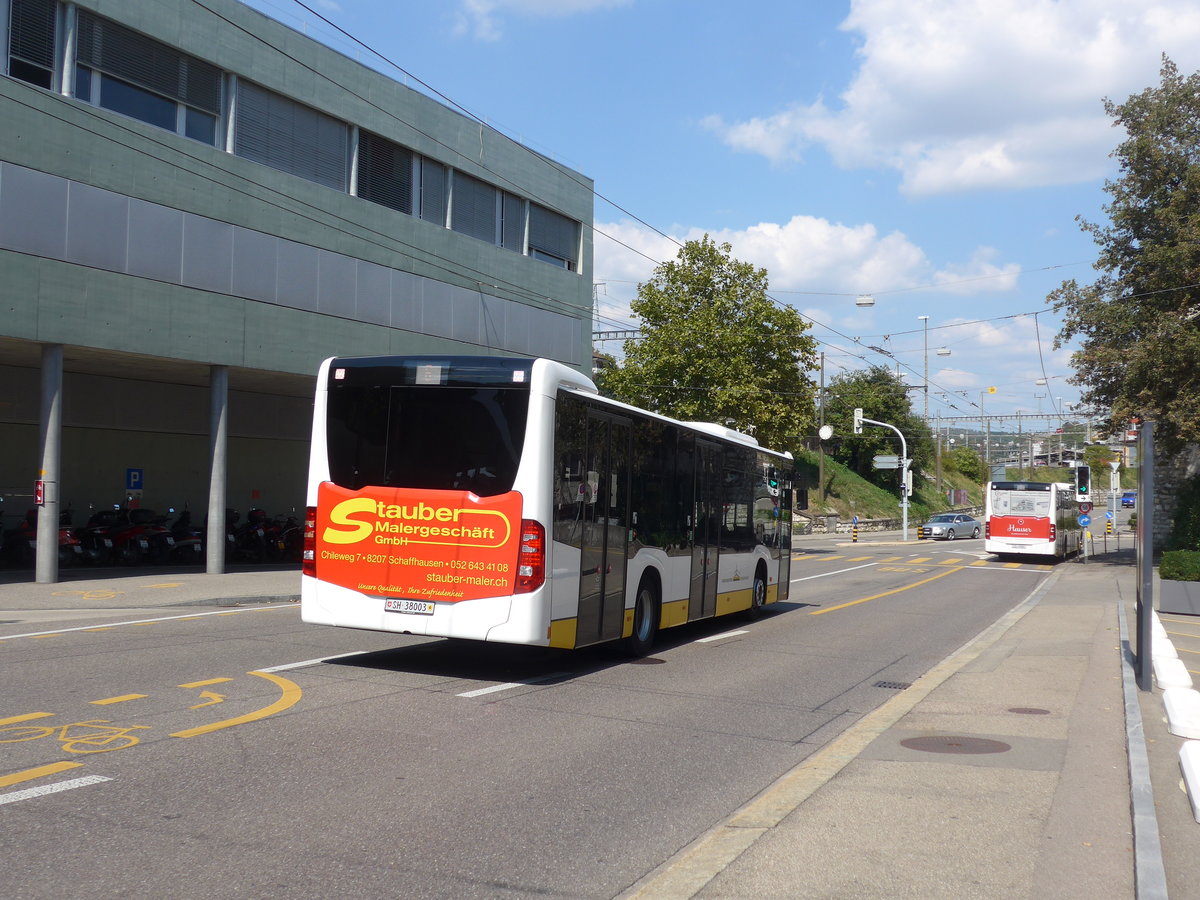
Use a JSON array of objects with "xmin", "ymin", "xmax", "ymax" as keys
[
  {"xmin": 900, "ymin": 735, "xmax": 1011, "ymax": 755},
  {"xmin": 1008, "ymin": 707, "xmax": 1051, "ymax": 715}
]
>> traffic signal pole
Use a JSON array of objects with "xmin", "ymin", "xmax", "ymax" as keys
[{"xmin": 854, "ymin": 409, "xmax": 910, "ymax": 541}]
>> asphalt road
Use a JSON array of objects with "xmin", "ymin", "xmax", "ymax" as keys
[{"xmin": 1, "ymin": 538, "xmax": 1057, "ymax": 899}]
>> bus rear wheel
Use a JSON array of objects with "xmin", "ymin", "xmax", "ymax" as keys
[{"xmin": 625, "ymin": 579, "xmax": 660, "ymax": 657}]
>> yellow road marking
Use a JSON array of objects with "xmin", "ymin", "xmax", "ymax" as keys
[
  {"xmin": 131, "ymin": 622, "xmax": 159, "ymax": 627},
  {"xmin": 30, "ymin": 635, "xmax": 59, "ymax": 640},
  {"xmin": 811, "ymin": 567, "xmax": 963, "ymax": 616},
  {"xmin": 83, "ymin": 627, "xmax": 114, "ymax": 632},
  {"xmin": 1004, "ymin": 562, "xmax": 1022, "ymax": 568},
  {"xmin": 847, "ymin": 556, "xmax": 873, "ymax": 561},
  {"xmin": 881, "ymin": 556, "xmax": 902, "ymax": 562},
  {"xmin": 170, "ymin": 671, "xmax": 302, "ymax": 739},
  {"xmin": 178, "ymin": 678, "xmax": 234, "ymax": 688},
  {"xmin": 970, "ymin": 560, "xmax": 989, "ymax": 566},
  {"xmin": 0, "ymin": 761, "xmax": 83, "ymax": 788},
  {"xmin": 940, "ymin": 558, "xmax": 963, "ymax": 565},
  {"xmin": 90, "ymin": 694, "xmax": 148, "ymax": 706},
  {"xmin": 0, "ymin": 712, "xmax": 54, "ymax": 726},
  {"xmin": 189, "ymin": 691, "xmax": 225, "ymax": 710},
  {"xmin": 909, "ymin": 557, "xmax": 932, "ymax": 564}
]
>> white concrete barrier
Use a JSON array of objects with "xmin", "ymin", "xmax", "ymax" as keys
[
  {"xmin": 1154, "ymin": 655, "xmax": 1194, "ymax": 689},
  {"xmin": 1179, "ymin": 741, "xmax": 1200, "ymax": 823},
  {"xmin": 1163, "ymin": 687, "xmax": 1200, "ymax": 739}
]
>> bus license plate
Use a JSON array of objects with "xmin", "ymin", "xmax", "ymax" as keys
[{"xmin": 384, "ymin": 598, "xmax": 434, "ymax": 616}]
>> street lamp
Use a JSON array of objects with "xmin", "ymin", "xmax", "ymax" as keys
[{"xmin": 918, "ymin": 316, "xmax": 929, "ymax": 423}]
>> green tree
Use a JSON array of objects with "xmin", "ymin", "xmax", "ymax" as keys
[
  {"xmin": 946, "ymin": 445, "xmax": 987, "ymax": 483},
  {"xmin": 602, "ymin": 236, "xmax": 818, "ymax": 452},
  {"xmin": 823, "ymin": 366, "xmax": 933, "ymax": 492},
  {"xmin": 1052, "ymin": 57, "xmax": 1200, "ymax": 450}
]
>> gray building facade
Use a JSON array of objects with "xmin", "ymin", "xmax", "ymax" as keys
[{"xmin": 0, "ymin": 0, "xmax": 594, "ymax": 577}]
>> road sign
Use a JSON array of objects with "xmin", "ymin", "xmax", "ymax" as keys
[
  {"xmin": 872, "ymin": 455, "xmax": 899, "ymax": 469},
  {"xmin": 1078, "ymin": 514, "xmax": 1091, "ymax": 527},
  {"xmin": 1079, "ymin": 502, "xmax": 1093, "ymax": 513},
  {"xmin": 126, "ymin": 468, "xmax": 144, "ymax": 491},
  {"xmin": 1105, "ymin": 510, "xmax": 1114, "ymax": 520}
]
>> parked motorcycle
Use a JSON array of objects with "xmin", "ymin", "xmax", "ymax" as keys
[{"xmin": 165, "ymin": 507, "xmax": 204, "ymax": 563}]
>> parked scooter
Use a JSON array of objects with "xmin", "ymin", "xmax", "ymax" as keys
[
  {"xmin": 107, "ymin": 507, "xmax": 173, "ymax": 566},
  {"xmin": 165, "ymin": 507, "xmax": 204, "ymax": 563}
]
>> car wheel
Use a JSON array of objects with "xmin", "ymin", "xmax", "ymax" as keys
[
  {"xmin": 946, "ymin": 528, "xmax": 956, "ymax": 540},
  {"xmin": 971, "ymin": 527, "xmax": 980, "ymax": 539}
]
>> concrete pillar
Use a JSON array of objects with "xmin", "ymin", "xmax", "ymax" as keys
[
  {"xmin": 35, "ymin": 344, "xmax": 64, "ymax": 584},
  {"xmin": 206, "ymin": 366, "xmax": 229, "ymax": 574}
]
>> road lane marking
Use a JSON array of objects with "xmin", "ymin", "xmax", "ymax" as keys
[
  {"xmin": 258, "ymin": 651, "xmax": 368, "ymax": 673},
  {"xmin": 90, "ymin": 694, "xmax": 147, "ymax": 706},
  {"xmin": 696, "ymin": 630, "xmax": 749, "ymax": 643},
  {"xmin": 0, "ymin": 775, "xmax": 111, "ymax": 806},
  {"xmin": 0, "ymin": 761, "xmax": 83, "ymax": 788},
  {"xmin": 178, "ymin": 677, "xmax": 234, "ymax": 688},
  {"xmin": 0, "ymin": 605, "xmax": 294, "ymax": 641},
  {"xmin": 457, "ymin": 673, "xmax": 573, "ymax": 698},
  {"xmin": 169, "ymin": 671, "xmax": 302, "ymax": 739},
  {"xmin": 810, "ymin": 567, "xmax": 964, "ymax": 615},
  {"xmin": 790, "ymin": 563, "xmax": 877, "ymax": 583},
  {"xmin": 0, "ymin": 712, "xmax": 54, "ymax": 726}
]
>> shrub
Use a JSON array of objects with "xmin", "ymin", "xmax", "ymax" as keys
[
  {"xmin": 1161, "ymin": 550, "xmax": 1200, "ymax": 581},
  {"xmin": 1167, "ymin": 474, "xmax": 1200, "ymax": 551}
]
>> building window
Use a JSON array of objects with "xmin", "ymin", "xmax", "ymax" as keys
[
  {"xmin": 419, "ymin": 157, "xmax": 447, "ymax": 226},
  {"xmin": 7, "ymin": 0, "xmax": 57, "ymax": 90},
  {"xmin": 74, "ymin": 10, "xmax": 222, "ymax": 145},
  {"xmin": 234, "ymin": 80, "xmax": 349, "ymax": 191},
  {"xmin": 501, "ymin": 191, "xmax": 525, "ymax": 252},
  {"xmin": 528, "ymin": 203, "xmax": 579, "ymax": 271},
  {"xmin": 451, "ymin": 172, "xmax": 498, "ymax": 243},
  {"xmin": 357, "ymin": 129, "xmax": 413, "ymax": 215}
]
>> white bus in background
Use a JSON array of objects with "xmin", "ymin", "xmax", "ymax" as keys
[
  {"xmin": 984, "ymin": 480, "xmax": 1082, "ymax": 559},
  {"xmin": 301, "ymin": 355, "xmax": 794, "ymax": 654}
]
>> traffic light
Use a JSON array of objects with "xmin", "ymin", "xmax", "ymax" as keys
[
  {"xmin": 1075, "ymin": 465, "xmax": 1091, "ymax": 500},
  {"xmin": 853, "ymin": 408, "xmax": 863, "ymax": 434}
]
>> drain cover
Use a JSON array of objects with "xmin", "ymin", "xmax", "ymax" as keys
[
  {"xmin": 900, "ymin": 735, "xmax": 1011, "ymax": 755},
  {"xmin": 1007, "ymin": 707, "xmax": 1051, "ymax": 715},
  {"xmin": 874, "ymin": 681, "xmax": 912, "ymax": 690}
]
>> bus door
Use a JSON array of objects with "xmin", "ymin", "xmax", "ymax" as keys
[
  {"xmin": 689, "ymin": 441, "xmax": 722, "ymax": 621},
  {"xmin": 577, "ymin": 412, "xmax": 630, "ymax": 646}
]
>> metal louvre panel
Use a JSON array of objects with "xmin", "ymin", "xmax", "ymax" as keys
[
  {"xmin": 528, "ymin": 203, "xmax": 578, "ymax": 263},
  {"xmin": 357, "ymin": 130, "xmax": 413, "ymax": 214},
  {"xmin": 75, "ymin": 10, "xmax": 222, "ymax": 114},
  {"xmin": 450, "ymin": 172, "xmax": 497, "ymax": 243},
  {"xmin": 9, "ymin": 0, "xmax": 57, "ymax": 69},
  {"xmin": 235, "ymin": 81, "xmax": 348, "ymax": 192}
]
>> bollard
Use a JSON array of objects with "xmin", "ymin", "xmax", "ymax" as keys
[
  {"xmin": 852, "ymin": 525, "xmax": 858, "ymax": 543},
  {"xmin": 1107, "ymin": 520, "xmax": 1113, "ymax": 535}
]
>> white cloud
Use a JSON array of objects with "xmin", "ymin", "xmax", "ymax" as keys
[
  {"xmin": 704, "ymin": 0, "xmax": 1200, "ymax": 194},
  {"xmin": 454, "ymin": 0, "xmax": 631, "ymax": 41}
]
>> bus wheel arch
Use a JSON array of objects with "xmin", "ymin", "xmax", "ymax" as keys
[{"xmin": 625, "ymin": 573, "xmax": 661, "ymax": 656}]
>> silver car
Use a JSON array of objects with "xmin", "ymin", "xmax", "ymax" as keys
[{"xmin": 922, "ymin": 513, "xmax": 981, "ymax": 541}]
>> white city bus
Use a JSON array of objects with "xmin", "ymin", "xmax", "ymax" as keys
[
  {"xmin": 984, "ymin": 480, "xmax": 1082, "ymax": 559},
  {"xmin": 301, "ymin": 356, "xmax": 794, "ymax": 653}
]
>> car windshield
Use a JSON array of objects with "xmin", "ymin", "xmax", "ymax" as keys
[{"xmin": 930, "ymin": 515, "xmax": 956, "ymax": 523}]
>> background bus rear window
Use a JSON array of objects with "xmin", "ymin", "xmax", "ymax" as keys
[{"xmin": 326, "ymin": 384, "xmax": 529, "ymax": 495}]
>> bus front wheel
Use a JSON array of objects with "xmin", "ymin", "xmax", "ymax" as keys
[
  {"xmin": 625, "ymin": 579, "xmax": 660, "ymax": 657},
  {"xmin": 743, "ymin": 565, "xmax": 768, "ymax": 620}
]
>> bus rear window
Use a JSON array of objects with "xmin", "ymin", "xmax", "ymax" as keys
[{"xmin": 325, "ymin": 384, "xmax": 529, "ymax": 496}]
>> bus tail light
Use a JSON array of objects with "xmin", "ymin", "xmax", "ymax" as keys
[
  {"xmin": 984, "ymin": 521, "xmax": 990, "ymax": 539},
  {"xmin": 515, "ymin": 519, "xmax": 545, "ymax": 593},
  {"xmin": 1049, "ymin": 523, "xmax": 1057, "ymax": 542},
  {"xmin": 302, "ymin": 506, "xmax": 317, "ymax": 577}
]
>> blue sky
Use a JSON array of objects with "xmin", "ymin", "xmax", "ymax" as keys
[{"xmin": 242, "ymin": 0, "xmax": 1200, "ymax": 429}]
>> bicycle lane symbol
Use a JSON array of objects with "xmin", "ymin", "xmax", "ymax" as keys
[
  {"xmin": 0, "ymin": 715, "xmax": 149, "ymax": 754},
  {"xmin": 0, "ymin": 671, "xmax": 303, "ymax": 766}
]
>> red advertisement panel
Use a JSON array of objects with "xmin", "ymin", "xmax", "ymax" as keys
[
  {"xmin": 990, "ymin": 515, "xmax": 1051, "ymax": 541},
  {"xmin": 316, "ymin": 482, "xmax": 522, "ymax": 602}
]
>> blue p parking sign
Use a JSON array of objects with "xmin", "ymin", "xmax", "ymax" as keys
[{"xmin": 126, "ymin": 468, "xmax": 144, "ymax": 491}]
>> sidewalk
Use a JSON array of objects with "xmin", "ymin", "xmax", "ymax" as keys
[
  {"xmin": 3, "ymin": 551, "xmax": 1192, "ymax": 898},
  {"xmin": 626, "ymin": 548, "xmax": 1191, "ymax": 899}
]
